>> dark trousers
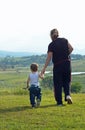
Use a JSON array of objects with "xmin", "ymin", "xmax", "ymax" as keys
[
  {"xmin": 29, "ymin": 85, "xmax": 41, "ymax": 107},
  {"xmin": 53, "ymin": 61, "xmax": 71, "ymax": 105}
]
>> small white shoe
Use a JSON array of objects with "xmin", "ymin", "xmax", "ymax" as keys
[
  {"xmin": 66, "ymin": 95, "xmax": 72, "ymax": 104},
  {"xmin": 36, "ymin": 99, "xmax": 40, "ymax": 107}
]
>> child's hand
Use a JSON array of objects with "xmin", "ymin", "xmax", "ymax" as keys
[
  {"xmin": 23, "ymin": 86, "xmax": 29, "ymax": 90},
  {"xmin": 22, "ymin": 87, "xmax": 27, "ymax": 90}
]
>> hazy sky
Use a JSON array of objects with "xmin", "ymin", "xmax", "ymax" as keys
[{"xmin": 0, "ymin": 0, "xmax": 85, "ymax": 54}]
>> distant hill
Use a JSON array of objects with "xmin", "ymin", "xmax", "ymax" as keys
[
  {"xmin": 73, "ymin": 48, "xmax": 85, "ymax": 55},
  {"xmin": 0, "ymin": 49, "xmax": 85, "ymax": 57},
  {"xmin": 0, "ymin": 50, "xmax": 42, "ymax": 57},
  {"xmin": 0, "ymin": 53, "xmax": 85, "ymax": 70}
]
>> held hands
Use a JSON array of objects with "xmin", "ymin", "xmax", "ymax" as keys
[
  {"xmin": 39, "ymin": 73, "xmax": 44, "ymax": 79},
  {"xmin": 41, "ymin": 68, "xmax": 46, "ymax": 75},
  {"xmin": 39, "ymin": 68, "xmax": 46, "ymax": 79}
]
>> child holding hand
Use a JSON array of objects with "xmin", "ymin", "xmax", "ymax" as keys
[{"xmin": 26, "ymin": 63, "xmax": 44, "ymax": 108}]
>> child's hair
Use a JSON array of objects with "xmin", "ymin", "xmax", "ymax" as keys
[{"xmin": 30, "ymin": 63, "xmax": 38, "ymax": 72}]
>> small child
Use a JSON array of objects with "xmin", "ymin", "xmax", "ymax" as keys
[{"xmin": 26, "ymin": 63, "xmax": 44, "ymax": 108}]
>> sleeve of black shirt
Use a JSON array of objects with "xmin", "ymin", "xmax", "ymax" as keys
[{"xmin": 47, "ymin": 43, "xmax": 53, "ymax": 53}]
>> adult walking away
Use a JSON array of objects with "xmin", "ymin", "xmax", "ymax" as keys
[{"xmin": 41, "ymin": 28, "xmax": 73, "ymax": 106}]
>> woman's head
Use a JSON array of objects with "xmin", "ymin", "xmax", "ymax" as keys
[
  {"xmin": 30, "ymin": 63, "xmax": 38, "ymax": 72},
  {"xmin": 50, "ymin": 28, "xmax": 59, "ymax": 41}
]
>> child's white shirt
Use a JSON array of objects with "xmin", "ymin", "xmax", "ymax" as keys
[{"xmin": 29, "ymin": 72, "xmax": 39, "ymax": 86}]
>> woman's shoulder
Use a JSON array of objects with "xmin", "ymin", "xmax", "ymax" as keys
[
  {"xmin": 60, "ymin": 37, "xmax": 68, "ymax": 42},
  {"xmin": 57, "ymin": 37, "xmax": 67, "ymax": 41}
]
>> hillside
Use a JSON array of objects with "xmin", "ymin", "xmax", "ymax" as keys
[
  {"xmin": 0, "ymin": 50, "xmax": 85, "ymax": 57},
  {"xmin": 0, "ymin": 54, "xmax": 85, "ymax": 70},
  {"xmin": 0, "ymin": 50, "xmax": 41, "ymax": 57}
]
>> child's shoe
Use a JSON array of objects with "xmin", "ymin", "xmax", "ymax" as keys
[
  {"xmin": 36, "ymin": 99, "xmax": 40, "ymax": 107},
  {"xmin": 32, "ymin": 104, "xmax": 36, "ymax": 108}
]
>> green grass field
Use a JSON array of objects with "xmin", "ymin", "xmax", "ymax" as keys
[
  {"xmin": 0, "ymin": 92, "xmax": 85, "ymax": 130},
  {"xmin": 71, "ymin": 59, "xmax": 85, "ymax": 72},
  {"xmin": 0, "ymin": 65, "xmax": 85, "ymax": 94},
  {"xmin": 0, "ymin": 58, "xmax": 85, "ymax": 130}
]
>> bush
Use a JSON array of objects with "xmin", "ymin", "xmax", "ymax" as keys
[
  {"xmin": 41, "ymin": 76, "xmax": 82, "ymax": 93},
  {"xmin": 40, "ymin": 76, "xmax": 53, "ymax": 89},
  {"xmin": 71, "ymin": 82, "xmax": 82, "ymax": 93},
  {"xmin": 41, "ymin": 75, "xmax": 82, "ymax": 93}
]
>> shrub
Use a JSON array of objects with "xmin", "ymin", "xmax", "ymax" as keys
[
  {"xmin": 40, "ymin": 76, "xmax": 53, "ymax": 89},
  {"xmin": 41, "ymin": 76, "xmax": 82, "ymax": 93},
  {"xmin": 71, "ymin": 82, "xmax": 82, "ymax": 93}
]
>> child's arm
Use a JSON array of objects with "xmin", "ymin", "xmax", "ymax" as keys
[
  {"xmin": 23, "ymin": 76, "xmax": 30, "ymax": 90},
  {"xmin": 27, "ymin": 76, "xmax": 30, "ymax": 88}
]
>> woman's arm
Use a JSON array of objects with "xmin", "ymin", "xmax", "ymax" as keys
[
  {"xmin": 41, "ymin": 52, "xmax": 52, "ymax": 74},
  {"xmin": 68, "ymin": 42, "xmax": 73, "ymax": 54}
]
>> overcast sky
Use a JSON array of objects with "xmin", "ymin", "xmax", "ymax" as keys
[{"xmin": 0, "ymin": 0, "xmax": 85, "ymax": 54}]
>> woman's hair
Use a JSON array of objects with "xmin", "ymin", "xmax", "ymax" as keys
[
  {"xmin": 50, "ymin": 28, "xmax": 59, "ymax": 41},
  {"xmin": 30, "ymin": 63, "xmax": 38, "ymax": 72}
]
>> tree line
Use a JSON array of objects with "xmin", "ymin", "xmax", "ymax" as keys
[{"xmin": 0, "ymin": 54, "xmax": 85, "ymax": 70}]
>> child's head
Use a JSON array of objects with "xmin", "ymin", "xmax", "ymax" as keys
[{"xmin": 30, "ymin": 63, "xmax": 38, "ymax": 72}]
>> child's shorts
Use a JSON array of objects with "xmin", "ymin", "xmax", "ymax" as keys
[{"xmin": 29, "ymin": 85, "xmax": 41, "ymax": 96}]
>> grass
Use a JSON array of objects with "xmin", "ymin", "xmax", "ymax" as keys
[
  {"xmin": 0, "ymin": 91, "xmax": 85, "ymax": 130},
  {"xmin": 0, "ymin": 60, "xmax": 85, "ymax": 130},
  {"xmin": 72, "ymin": 75, "xmax": 85, "ymax": 92},
  {"xmin": 0, "ymin": 70, "xmax": 27, "ymax": 95},
  {"xmin": 0, "ymin": 69, "xmax": 85, "ymax": 94},
  {"xmin": 71, "ymin": 59, "xmax": 85, "ymax": 72}
]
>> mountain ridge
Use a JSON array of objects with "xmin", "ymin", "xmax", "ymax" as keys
[
  {"xmin": 0, "ymin": 49, "xmax": 85, "ymax": 57},
  {"xmin": 0, "ymin": 50, "xmax": 42, "ymax": 57}
]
